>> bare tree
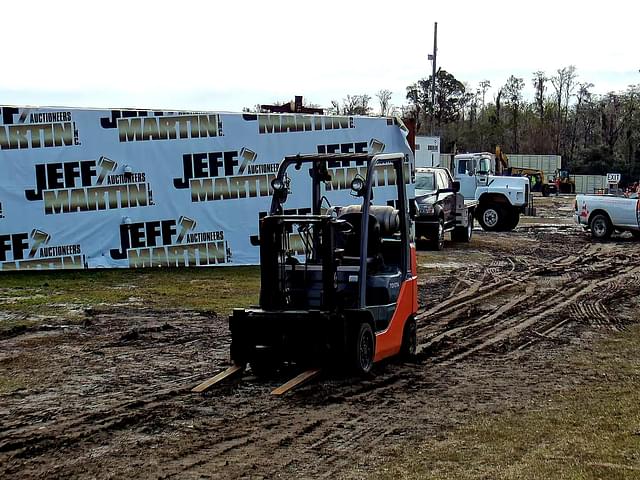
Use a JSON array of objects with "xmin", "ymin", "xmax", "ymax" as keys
[
  {"xmin": 551, "ymin": 65, "xmax": 577, "ymax": 154},
  {"xmin": 479, "ymin": 80, "xmax": 491, "ymax": 112},
  {"xmin": 328, "ymin": 100, "xmax": 341, "ymax": 115},
  {"xmin": 503, "ymin": 76, "xmax": 525, "ymax": 152},
  {"xmin": 339, "ymin": 94, "xmax": 372, "ymax": 116},
  {"xmin": 493, "ymin": 88, "xmax": 504, "ymax": 148},
  {"xmin": 376, "ymin": 89, "xmax": 393, "ymax": 116},
  {"xmin": 532, "ymin": 71, "xmax": 547, "ymax": 120},
  {"xmin": 569, "ymin": 82, "xmax": 593, "ymax": 163}
]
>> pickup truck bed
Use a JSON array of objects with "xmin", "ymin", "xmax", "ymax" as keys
[{"xmin": 575, "ymin": 194, "xmax": 640, "ymax": 239}]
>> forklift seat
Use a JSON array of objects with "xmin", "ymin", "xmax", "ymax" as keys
[
  {"xmin": 337, "ymin": 211, "xmax": 381, "ymax": 259},
  {"xmin": 339, "ymin": 205, "xmax": 399, "ymax": 236},
  {"xmin": 337, "ymin": 205, "xmax": 400, "ymax": 267}
]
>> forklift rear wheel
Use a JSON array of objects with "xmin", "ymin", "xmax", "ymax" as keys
[
  {"xmin": 400, "ymin": 316, "xmax": 417, "ymax": 359},
  {"xmin": 352, "ymin": 322, "xmax": 375, "ymax": 375}
]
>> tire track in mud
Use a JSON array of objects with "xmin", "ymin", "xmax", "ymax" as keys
[
  {"xmin": 326, "ymin": 251, "xmax": 604, "ymax": 401},
  {"xmin": 416, "ymin": 246, "xmax": 640, "ymax": 365},
  {"xmin": 0, "ymin": 309, "xmax": 233, "ymax": 469},
  {"xmin": 295, "ymin": 245, "xmax": 640, "ymax": 478},
  {"xmin": 0, "ymin": 384, "xmax": 192, "ymax": 458},
  {"xmin": 3, "ymin": 240, "xmax": 640, "ymax": 479},
  {"xmin": 373, "ymin": 246, "xmax": 627, "ymax": 404},
  {"xmin": 241, "ymin": 247, "xmax": 640, "ymax": 479}
]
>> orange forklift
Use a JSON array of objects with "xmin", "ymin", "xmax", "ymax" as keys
[{"xmin": 229, "ymin": 152, "xmax": 418, "ymax": 376}]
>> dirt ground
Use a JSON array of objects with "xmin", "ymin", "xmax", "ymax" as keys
[{"xmin": 2, "ymin": 194, "xmax": 640, "ymax": 479}]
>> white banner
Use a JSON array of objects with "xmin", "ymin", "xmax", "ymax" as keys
[{"xmin": 0, "ymin": 106, "xmax": 413, "ymax": 270}]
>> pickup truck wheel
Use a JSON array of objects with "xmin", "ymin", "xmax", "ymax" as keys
[
  {"xmin": 477, "ymin": 205, "xmax": 504, "ymax": 231},
  {"xmin": 631, "ymin": 231, "xmax": 640, "ymax": 240},
  {"xmin": 589, "ymin": 213, "xmax": 613, "ymax": 240},
  {"xmin": 428, "ymin": 218, "xmax": 445, "ymax": 250},
  {"xmin": 452, "ymin": 211, "xmax": 473, "ymax": 242}
]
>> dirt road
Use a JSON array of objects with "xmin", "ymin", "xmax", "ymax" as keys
[{"xmin": 2, "ymin": 195, "xmax": 639, "ymax": 479}]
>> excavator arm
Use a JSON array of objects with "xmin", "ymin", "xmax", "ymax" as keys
[{"xmin": 495, "ymin": 146, "xmax": 509, "ymax": 175}]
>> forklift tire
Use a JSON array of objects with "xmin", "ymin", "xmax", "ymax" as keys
[
  {"xmin": 351, "ymin": 322, "xmax": 375, "ymax": 375},
  {"xmin": 400, "ymin": 316, "xmax": 417, "ymax": 359},
  {"xmin": 229, "ymin": 341, "xmax": 248, "ymax": 369},
  {"xmin": 451, "ymin": 211, "xmax": 473, "ymax": 242},
  {"xmin": 249, "ymin": 348, "xmax": 279, "ymax": 377}
]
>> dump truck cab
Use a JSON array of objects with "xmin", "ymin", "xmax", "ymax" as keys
[{"xmin": 230, "ymin": 153, "xmax": 418, "ymax": 375}]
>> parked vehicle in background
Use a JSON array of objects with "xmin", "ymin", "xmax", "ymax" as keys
[
  {"xmin": 505, "ymin": 167, "xmax": 556, "ymax": 197},
  {"xmin": 494, "ymin": 146, "xmax": 556, "ymax": 197},
  {"xmin": 555, "ymin": 169, "xmax": 576, "ymax": 193},
  {"xmin": 414, "ymin": 167, "xmax": 477, "ymax": 250},
  {"xmin": 449, "ymin": 152, "xmax": 535, "ymax": 232},
  {"xmin": 575, "ymin": 192, "xmax": 640, "ymax": 239}
]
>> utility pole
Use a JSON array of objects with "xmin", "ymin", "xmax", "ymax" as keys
[{"xmin": 427, "ymin": 22, "xmax": 438, "ymax": 134}]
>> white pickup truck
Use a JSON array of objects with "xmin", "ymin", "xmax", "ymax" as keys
[{"xmin": 575, "ymin": 193, "xmax": 640, "ymax": 239}]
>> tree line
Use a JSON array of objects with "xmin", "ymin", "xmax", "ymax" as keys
[
  {"xmin": 403, "ymin": 66, "xmax": 640, "ymax": 179},
  {"xmin": 247, "ymin": 66, "xmax": 639, "ymax": 180}
]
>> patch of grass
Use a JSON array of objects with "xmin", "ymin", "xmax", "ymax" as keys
[
  {"xmin": 377, "ymin": 326, "xmax": 640, "ymax": 480},
  {"xmin": 0, "ymin": 375, "xmax": 26, "ymax": 394},
  {"xmin": 0, "ymin": 266, "xmax": 261, "ymax": 320},
  {"xmin": 0, "ymin": 317, "xmax": 38, "ymax": 338}
]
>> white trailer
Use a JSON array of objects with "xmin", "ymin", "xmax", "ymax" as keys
[{"xmin": 414, "ymin": 136, "xmax": 440, "ymax": 167}]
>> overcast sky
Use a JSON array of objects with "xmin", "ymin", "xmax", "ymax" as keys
[{"xmin": 2, "ymin": 0, "xmax": 638, "ymax": 113}]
